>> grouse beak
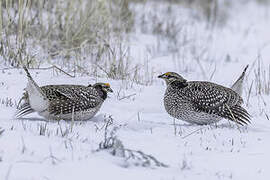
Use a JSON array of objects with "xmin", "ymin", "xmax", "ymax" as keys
[
  {"xmin": 158, "ymin": 74, "xmax": 165, "ymax": 79},
  {"xmin": 107, "ymin": 87, "xmax": 113, "ymax": 93}
]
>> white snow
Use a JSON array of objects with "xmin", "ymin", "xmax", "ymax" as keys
[{"xmin": 1, "ymin": 1, "xmax": 270, "ymax": 180}]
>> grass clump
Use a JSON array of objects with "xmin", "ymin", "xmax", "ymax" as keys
[{"xmin": 0, "ymin": 0, "xmax": 147, "ymax": 83}]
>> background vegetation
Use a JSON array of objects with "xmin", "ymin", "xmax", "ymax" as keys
[{"xmin": 0, "ymin": 0, "xmax": 269, "ymax": 89}]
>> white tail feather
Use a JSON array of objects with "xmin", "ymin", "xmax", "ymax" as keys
[
  {"xmin": 231, "ymin": 65, "xmax": 248, "ymax": 96},
  {"xmin": 23, "ymin": 66, "xmax": 49, "ymax": 112}
]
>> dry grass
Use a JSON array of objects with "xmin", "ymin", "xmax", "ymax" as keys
[
  {"xmin": 0, "ymin": 0, "xmax": 150, "ymax": 83},
  {"xmin": 0, "ymin": 0, "xmax": 268, "ymax": 87},
  {"xmin": 0, "ymin": 97, "xmax": 17, "ymax": 108},
  {"xmin": 97, "ymin": 116, "xmax": 168, "ymax": 168},
  {"xmin": 254, "ymin": 58, "xmax": 270, "ymax": 95}
]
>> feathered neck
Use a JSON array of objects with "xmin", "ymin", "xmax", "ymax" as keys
[{"xmin": 169, "ymin": 80, "xmax": 188, "ymax": 89}]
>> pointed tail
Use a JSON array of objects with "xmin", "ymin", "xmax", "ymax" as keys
[
  {"xmin": 231, "ymin": 65, "xmax": 248, "ymax": 96},
  {"xmin": 22, "ymin": 66, "xmax": 49, "ymax": 112}
]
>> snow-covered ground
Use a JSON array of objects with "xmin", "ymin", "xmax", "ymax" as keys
[{"xmin": 1, "ymin": 1, "xmax": 270, "ymax": 180}]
